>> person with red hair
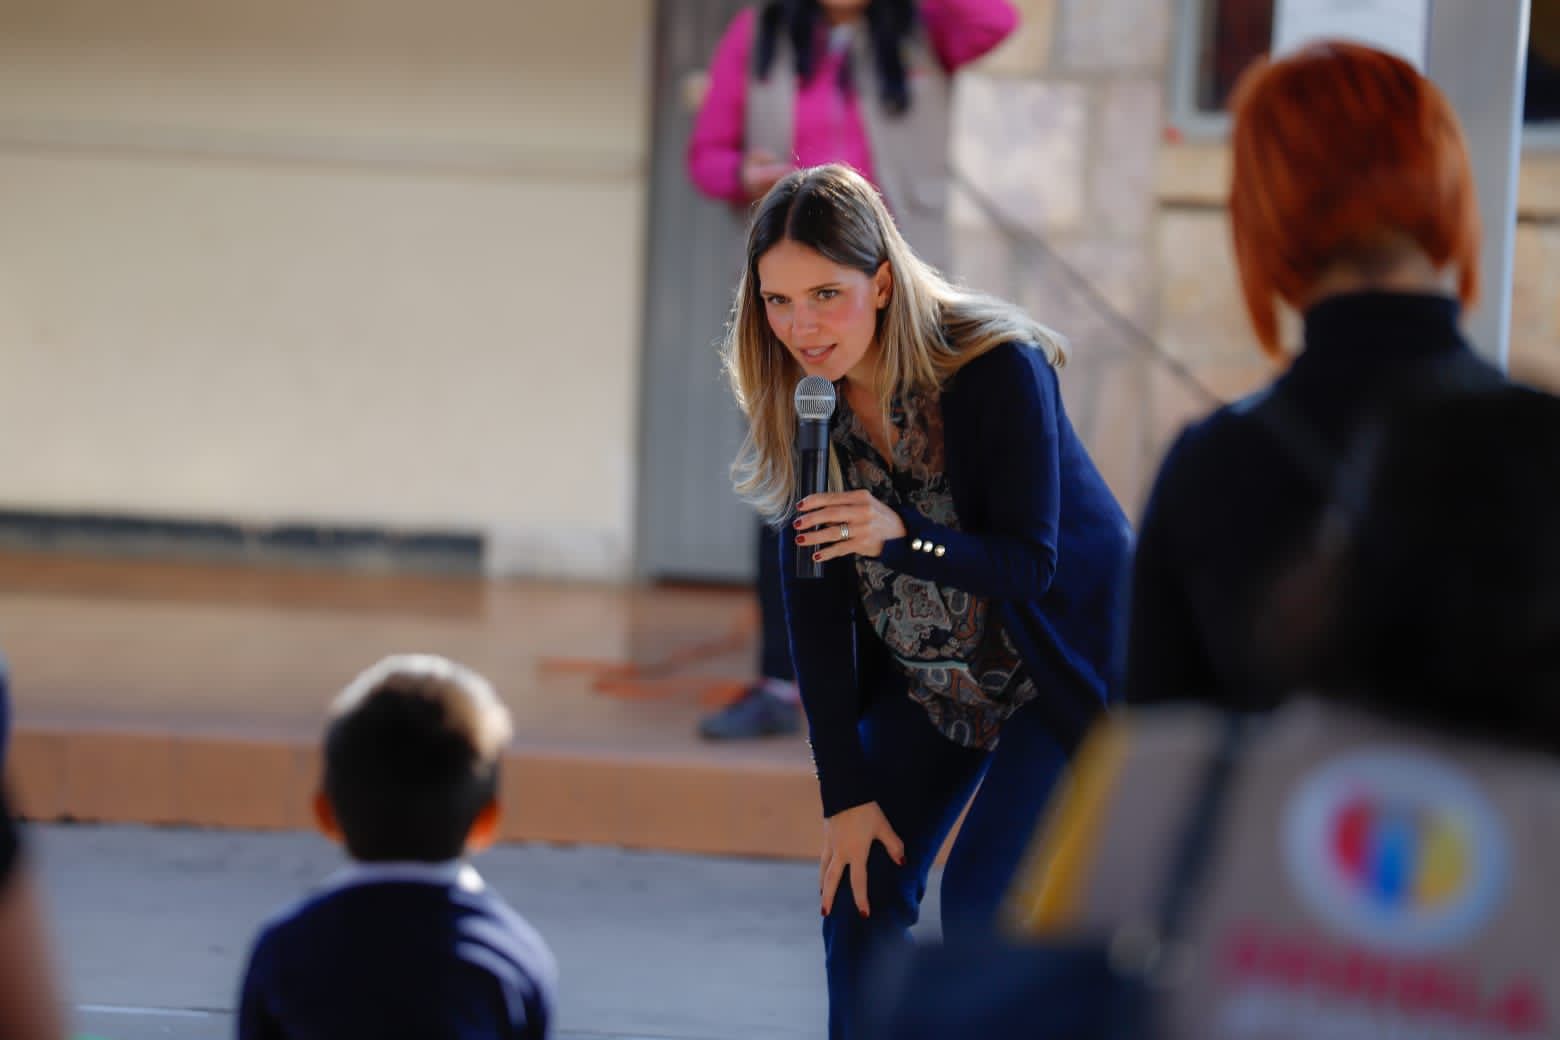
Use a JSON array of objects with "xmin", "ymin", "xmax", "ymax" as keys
[{"xmin": 1120, "ymin": 40, "xmax": 1501, "ymax": 710}]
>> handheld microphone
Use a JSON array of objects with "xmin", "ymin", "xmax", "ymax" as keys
[{"xmin": 793, "ymin": 375, "xmax": 837, "ymax": 580}]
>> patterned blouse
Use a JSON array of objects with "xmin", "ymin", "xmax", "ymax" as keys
[{"xmin": 833, "ymin": 389, "xmax": 1038, "ymax": 749}]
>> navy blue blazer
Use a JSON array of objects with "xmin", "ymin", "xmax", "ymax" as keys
[
  {"xmin": 238, "ymin": 862, "xmax": 556, "ymax": 1040},
  {"xmin": 780, "ymin": 342, "xmax": 1133, "ymax": 816}
]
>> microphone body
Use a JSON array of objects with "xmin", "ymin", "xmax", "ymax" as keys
[{"xmin": 793, "ymin": 376, "xmax": 837, "ymax": 581}]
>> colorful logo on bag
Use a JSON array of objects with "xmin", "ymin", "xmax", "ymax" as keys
[{"xmin": 1283, "ymin": 751, "xmax": 1509, "ymax": 952}]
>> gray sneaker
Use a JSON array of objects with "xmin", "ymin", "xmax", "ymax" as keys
[{"xmin": 697, "ymin": 684, "xmax": 801, "ymax": 740}]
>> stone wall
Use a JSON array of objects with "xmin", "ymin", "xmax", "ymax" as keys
[
  {"xmin": 957, "ymin": 0, "xmax": 1176, "ymax": 514},
  {"xmin": 1505, "ymin": 216, "xmax": 1560, "ymax": 390},
  {"xmin": 1153, "ymin": 154, "xmax": 1560, "ymax": 412}
]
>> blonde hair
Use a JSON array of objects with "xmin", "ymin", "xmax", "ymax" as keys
[{"xmin": 723, "ymin": 164, "xmax": 1066, "ymax": 521}]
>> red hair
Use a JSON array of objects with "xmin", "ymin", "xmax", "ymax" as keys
[{"xmin": 1228, "ymin": 41, "xmax": 1481, "ymax": 360}]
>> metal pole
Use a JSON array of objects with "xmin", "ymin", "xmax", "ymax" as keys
[{"xmin": 1426, "ymin": 0, "xmax": 1531, "ymax": 369}]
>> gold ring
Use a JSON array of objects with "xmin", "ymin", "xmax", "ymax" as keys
[{"xmin": 839, "ymin": 524, "xmax": 850, "ymax": 542}]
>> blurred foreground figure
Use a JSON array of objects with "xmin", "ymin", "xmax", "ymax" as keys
[
  {"xmin": 1122, "ymin": 40, "xmax": 1501, "ymax": 710},
  {"xmin": 1006, "ymin": 385, "xmax": 1560, "ymax": 1039},
  {"xmin": 869, "ymin": 385, "xmax": 1560, "ymax": 1038}
]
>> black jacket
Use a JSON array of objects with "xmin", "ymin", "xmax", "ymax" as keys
[{"xmin": 1122, "ymin": 291, "xmax": 1502, "ymax": 711}]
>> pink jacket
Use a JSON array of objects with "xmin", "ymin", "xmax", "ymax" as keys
[{"xmin": 687, "ymin": 1, "xmax": 1018, "ymax": 204}]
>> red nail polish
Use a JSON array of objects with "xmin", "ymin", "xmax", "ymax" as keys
[
  {"xmin": 812, "ymin": 552, "xmax": 822, "ymax": 562},
  {"xmin": 795, "ymin": 535, "xmax": 804, "ymax": 545}
]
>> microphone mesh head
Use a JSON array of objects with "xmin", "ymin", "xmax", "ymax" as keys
[{"xmin": 794, "ymin": 376, "xmax": 837, "ymax": 421}]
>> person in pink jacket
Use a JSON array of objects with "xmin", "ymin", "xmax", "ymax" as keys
[
  {"xmin": 690, "ymin": 0, "xmax": 1016, "ymax": 269},
  {"xmin": 688, "ymin": 0, "xmax": 1017, "ymax": 745}
]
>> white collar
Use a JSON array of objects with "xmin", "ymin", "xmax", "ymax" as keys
[{"xmin": 320, "ymin": 859, "xmax": 486, "ymax": 895}]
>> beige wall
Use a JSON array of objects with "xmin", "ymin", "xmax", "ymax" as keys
[{"xmin": 0, "ymin": 0, "xmax": 653, "ymax": 578}]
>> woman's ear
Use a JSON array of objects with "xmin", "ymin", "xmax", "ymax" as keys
[
  {"xmin": 313, "ymin": 790, "xmax": 341, "ymax": 841},
  {"xmin": 874, "ymin": 261, "xmax": 893, "ymax": 308}
]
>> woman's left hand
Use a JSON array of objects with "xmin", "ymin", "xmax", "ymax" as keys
[{"xmin": 794, "ymin": 491, "xmax": 907, "ymax": 562}]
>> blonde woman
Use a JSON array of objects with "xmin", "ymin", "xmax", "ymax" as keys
[{"xmin": 724, "ymin": 164, "xmax": 1130, "ymax": 1039}]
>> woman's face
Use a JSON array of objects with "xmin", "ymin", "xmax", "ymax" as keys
[{"xmin": 756, "ymin": 239, "xmax": 890, "ymax": 385}]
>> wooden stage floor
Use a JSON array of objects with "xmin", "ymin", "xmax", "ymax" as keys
[{"xmin": 0, "ymin": 550, "xmax": 821, "ymax": 859}]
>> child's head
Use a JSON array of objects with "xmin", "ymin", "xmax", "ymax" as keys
[{"xmin": 317, "ymin": 654, "xmax": 513, "ymax": 862}]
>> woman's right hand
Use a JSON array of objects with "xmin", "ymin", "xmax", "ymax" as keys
[
  {"xmin": 821, "ymin": 801, "xmax": 905, "ymax": 918},
  {"xmin": 741, "ymin": 148, "xmax": 792, "ymax": 201}
]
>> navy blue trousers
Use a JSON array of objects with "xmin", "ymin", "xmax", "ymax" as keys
[{"xmin": 822, "ymin": 686, "xmax": 1070, "ymax": 1040}]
